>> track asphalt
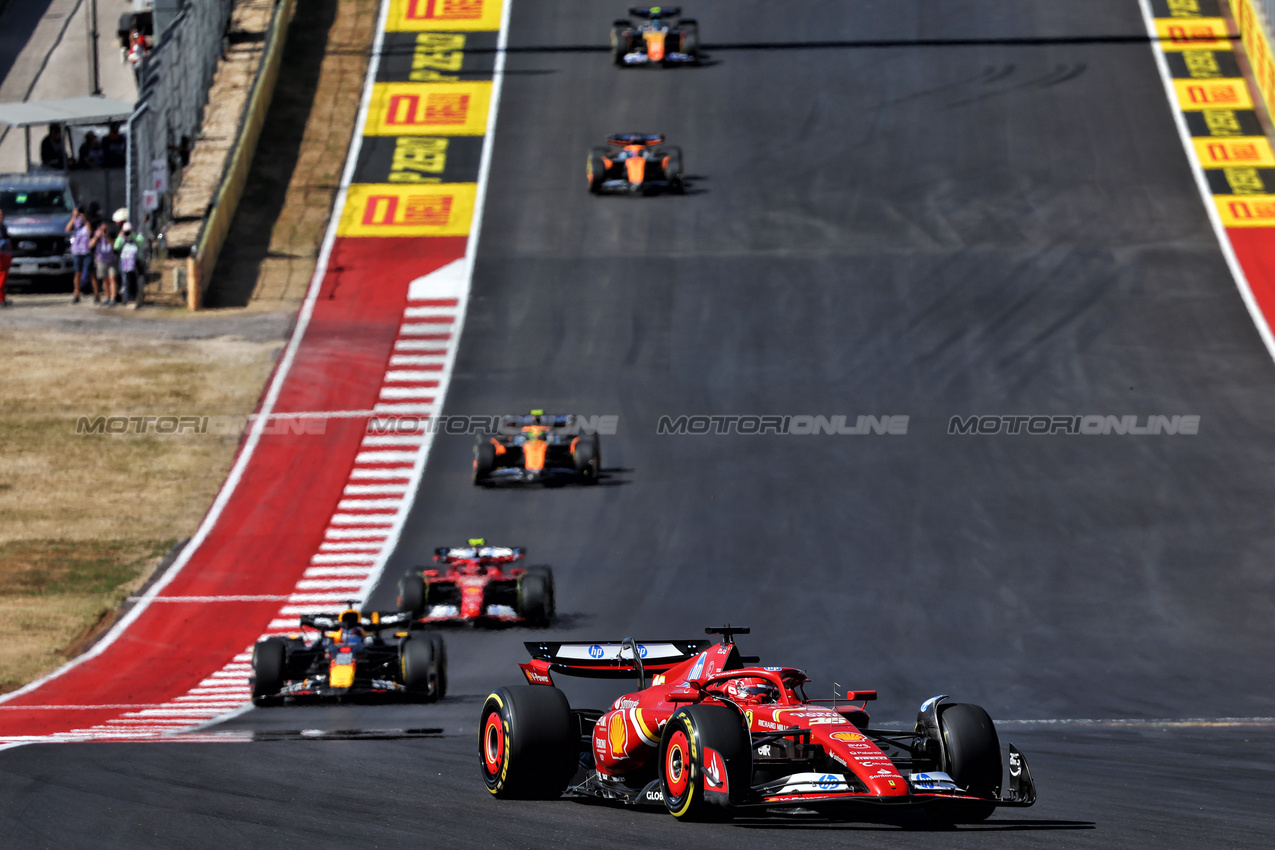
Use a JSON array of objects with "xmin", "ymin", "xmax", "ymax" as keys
[{"xmin": 2, "ymin": 1, "xmax": 1274, "ymax": 846}]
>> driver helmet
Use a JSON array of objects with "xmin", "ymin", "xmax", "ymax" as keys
[{"xmin": 725, "ymin": 677, "xmax": 779, "ymax": 705}]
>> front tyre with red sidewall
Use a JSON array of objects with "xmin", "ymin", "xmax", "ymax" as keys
[
  {"xmin": 658, "ymin": 705, "xmax": 751, "ymax": 821},
  {"xmin": 479, "ymin": 686, "xmax": 577, "ymax": 799}
]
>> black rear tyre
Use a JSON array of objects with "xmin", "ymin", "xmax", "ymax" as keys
[
  {"xmin": 931, "ymin": 703, "xmax": 1001, "ymax": 823},
  {"xmin": 480, "ymin": 686, "xmax": 577, "ymax": 798},
  {"xmin": 517, "ymin": 573, "xmax": 551, "ymax": 627},
  {"xmin": 400, "ymin": 636, "xmax": 438, "ymax": 700},
  {"xmin": 397, "ymin": 573, "xmax": 426, "ymax": 617},
  {"xmin": 610, "ymin": 25, "xmax": 630, "ymax": 65},
  {"xmin": 659, "ymin": 705, "xmax": 750, "ymax": 821},
  {"xmin": 679, "ymin": 20, "xmax": 700, "ymax": 58},
  {"xmin": 524, "ymin": 566, "xmax": 556, "ymax": 624},
  {"xmin": 251, "ymin": 638, "xmax": 286, "ymax": 703},
  {"xmin": 661, "ymin": 146, "xmax": 684, "ymax": 193},
  {"xmin": 572, "ymin": 433, "xmax": 600, "ymax": 482},
  {"xmin": 429, "ymin": 632, "xmax": 448, "ymax": 699},
  {"xmin": 474, "ymin": 440, "xmax": 496, "ymax": 484}
]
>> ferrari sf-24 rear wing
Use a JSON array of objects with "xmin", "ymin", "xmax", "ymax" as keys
[{"xmin": 521, "ymin": 637, "xmax": 711, "ymax": 687}]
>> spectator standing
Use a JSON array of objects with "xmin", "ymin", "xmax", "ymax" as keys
[
  {"xmin": 90, "ymin": 221, "xmax": 119, "ymax": 305},
  {"xmin": 66, "ymin": 207, "xmax": 94, "ymax": 303},
  {"xmin": 102, "ymin": 122, "xmax": 127, "ymax": 168},
  {"xmin": 78, "ymin": 132, "xmax": 104, "ymax": 169},
  {"xmin": 39, "ymin": 124, "xmax": 67, "ymax": 169},
  {"xmin": 114, "ymin": 222, "xmax": 147, "ymax": 308},
  {"xmin": 0, "ymin": 210, "xmax": 11, "ymax": 307}
]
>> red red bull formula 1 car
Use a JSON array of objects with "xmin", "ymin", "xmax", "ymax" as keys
[
  {"xmin": 397, "ymin": 540, "xmax": 555, "ymax": 627},
  {"xmin": 587, "ymin": 135, "xmax": 685, "ymax": 196},
  {"xmin": 611, "ymin": 7, "xmax": 700, "ymax": 66},
  {"xmin": 480, "ymin": 627, "xmax": 1036, "ymax": 823},
  {"xmin": 474, "ymin": 412, "xmax": 601, "ymax": 485}
]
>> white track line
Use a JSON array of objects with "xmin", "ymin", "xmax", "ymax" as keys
[
  {"xmin": 0, "ymin": 0, "xmax": 398, "ymax": 713},
  {"xmin": 0, "ymin": 0, "xmax": 514, "ymax": 747},
  {"xmin": 357, "ymin": 0, "xmax": 514, "ymax": 603},
  {"xmin": 1137, "ymin": 0, "xmax": 1275, "ymax": 362}
]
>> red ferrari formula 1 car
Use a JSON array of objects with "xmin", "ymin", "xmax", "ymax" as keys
[
  {"xmin": 474, "ymin": 412, "xmax": 601, "ymax": 485},
  {"xmin": 479, "ymin": 627, "xmax": 1036, "ymax": 823},
  {"xmin": 587, "ymin": 134, "xmax": 685, "ymax": 196},
  {"xmin": 611, "ymin": 7, "xmax": 700, "ymax": 66},
  {"xmin": 397, "ymin": 540, "xmax": 555, "ymax": 628}
]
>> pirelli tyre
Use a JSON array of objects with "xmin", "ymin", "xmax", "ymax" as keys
[
  {"xmin": 610, "ymin": 22, "xmax": 630, "ymax": 65},
  {"xmin": 572, "ymin": 432, "xmax": 600, "ymax": 482},
  {"xmin": 251, "ymin": 638, "xmax": 286, "ymax": 704},
  {"xmin": 587, "ymin": 148, "xmax": 609, "ymax": 194},
  {"xmin": 678, "ymin": 20, "xmax": 700, "ymax": 59},
  {"xmin": 480, "ymin": 686, "xmax": 577, "ymax": 799},
  {"xmin": 660, "ymin": 146, "xmax": 685, "ymax": 193},
  {"xmin": 400, "ymin": 636, "xmax": 439, "ymax": 701},
  {"xmin": 429, "ymin": 632, "xmax": 448, "ymax": 700},
  {"xmin": 522, "ymin": 566, "xmax": 556, "ymax": 626},
  {"xmin": 929, "ymin": 703, "xmax": 1001, "ymax": 824},
  {"xmin": 659, "ymin": 705, "xmax": 751, "ymax": 821},
  {"xmin": 516, "ymin": 572, "xmax": 552, "ymax": 627},
  {"xmin": 397, "ymin": 572, "xmax": 426, "ymax": 617},
  {"xmin": 474, "ymin": 440, "xmax": 496, "ymax": 484}
]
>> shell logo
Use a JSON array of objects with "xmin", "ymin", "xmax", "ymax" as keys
[
  {"xmin": 831, "ymin": 731, "xmax": 867, "ymax": 743},
  {"xmin": 609, "ymin": 712, "xmax": 628, "ymax": 757}
]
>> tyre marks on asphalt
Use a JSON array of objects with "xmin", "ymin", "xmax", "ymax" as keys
[{"xmin": 1142, "ymin": 0, "xmax": 1275, "ymax": 356}]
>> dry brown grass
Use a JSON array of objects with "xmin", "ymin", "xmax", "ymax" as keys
[
  {"xmin": 0, "ymin": 539, "xmax": 174, "ymax": 692},
  {"xmin": 0, "ymin": 0, "xmax": 378, "ymax": 694},
  {"xmin": 0, "ymin": 330, "xmax": 280, "ymax": 691},
  {"xmin": 0, "ymin": 331, "xmax": 279, "ymax": 542}
]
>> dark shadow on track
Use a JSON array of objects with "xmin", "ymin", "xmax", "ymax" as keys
[{"xmin": 734, "ymin": 818, "xmax": 1096, "ymax": 832}]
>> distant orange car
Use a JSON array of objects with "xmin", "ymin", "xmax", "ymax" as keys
[
  {"xmin": 474, "ymin": 411, "xmax": 602, "ymax": 485},
  {"xmin": 587, "ymin": 134, "xmax": 685, "ymax": 195},
  {"xmin": 611, "ymin": 7, "xmax": 700, "ymax": 66}
]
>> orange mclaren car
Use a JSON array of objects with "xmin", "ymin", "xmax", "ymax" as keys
[
  {"xmin": 474, "ymin": 411, "xmax": 602, "ymax": 486},
  {"xmin": 587, "ymin": 134, "xmax": 686, "ymax": 195}
]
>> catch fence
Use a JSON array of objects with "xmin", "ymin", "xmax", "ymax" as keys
[{"xmin": 126, "ymin": 0, "xmax": 234, "ymax": 236}]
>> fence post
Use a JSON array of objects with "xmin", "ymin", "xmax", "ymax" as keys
[{"xmin": 186, "ymin": 252, "xmax": 200, "ymax": 310}]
